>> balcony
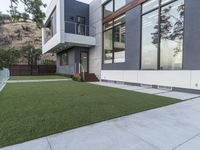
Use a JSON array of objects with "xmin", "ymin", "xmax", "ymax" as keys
[{"xmin": 42, "ymin": 21, "xmax": 96, "ymax": 54}]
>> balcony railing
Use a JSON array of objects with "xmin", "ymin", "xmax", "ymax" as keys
[
  {"xmin": 43, "ymin": 21, "xmax": 96, "ymax": 44},
  {"xmin": 65, "ymin": 21, "xmax": 95, "ymax": 37}
]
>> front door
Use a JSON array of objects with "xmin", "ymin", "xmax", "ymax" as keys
[{"xmin": 80, "ymin": 51, "xmax": 89, "ymax": 73}]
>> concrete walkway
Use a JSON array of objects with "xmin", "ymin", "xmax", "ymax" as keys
[
  {"xmin": 90, "ymin": 82, "xmax": 200, "ymax": 100},
  {"xmin": 7, "ymin": 79, "xmax": 71, "ymax": 83},
  {"xmin": 1, "ymin": 81, "xmax": 200, "ymax": 150}
]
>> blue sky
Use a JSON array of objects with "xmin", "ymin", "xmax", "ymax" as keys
[{"xmin": 0, "ymin": 0, "xmax": 93, "ymax": 14}]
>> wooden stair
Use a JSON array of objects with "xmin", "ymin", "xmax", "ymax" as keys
[{"xmin": 80, "ymin": 73, "xmax": 99, "ymax": 82}]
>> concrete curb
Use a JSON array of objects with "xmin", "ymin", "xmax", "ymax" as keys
[{"xmin": 7, "ymin": 79, "xmax": 71, "ymax": 83}]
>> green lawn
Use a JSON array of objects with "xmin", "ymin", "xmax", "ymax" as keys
[
  {"xmin": 0, "ymin": 81, "xmax": 179, "ymax": 147},
  {"xmin": 9, "ymin": 75, "xmax": 68, "ymax": 80}
]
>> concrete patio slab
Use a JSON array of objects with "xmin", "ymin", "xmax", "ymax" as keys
[
  {"xmin": 0, "ymin": 138, "xmax": 51, "ymax": 150},
  {"xmin": 91, "ymin": 82, "xmax": 171, "ymax": 95},
  {"xmin": 118, "ymin": 85, "xmax": 149, "ymax": 91},
  {"xmin": 46, "ymin": 98, "xmax": 200, "ymax": 150},
  {"xmin": 90, "ymin": 82, "xmax": 128, "ymax": 88},
  {"xmin": 157, "ymin": 91, "xmax": 200, "ymax": 100},
  {"xmin": 91, "ymin": 82, "xmax": 200, "ymax": 100},
  {"xmin": 47, "ymin": 123, "xmax": 158, "ymax": 150},
  {"xmin": 113, "ymin": 98, "xmax": 200, "ymax": 150},
  {"xmin": 90, "ymin": 82, "xmax": 148, "ymax": 91},
  {"xmin": 174, "ymin": 134, "xmax": 200, "ymax": 150},
  {"xmin": 132, "ymin": 88, "xmax": 170, "ymax": 94}
]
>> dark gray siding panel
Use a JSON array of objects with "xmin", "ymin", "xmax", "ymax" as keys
[
  {"xmin": 183, "ymin": 0, "xmax": 200, "ymax": 70},
  {"xmin": 102, "ymin": 5, "xmax": 141, "ymax": 70},
  {"xmin": 64, "ymin": 0, "xmax": 89, "ymax": 34},
  {"xmin": 126, "ymin": 5, "xmax": 141, "ymax": 70}
]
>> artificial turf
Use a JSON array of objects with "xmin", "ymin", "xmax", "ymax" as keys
[{"xmin": 0, "ymin": 80, "xmax": 179, "ymax": 147}]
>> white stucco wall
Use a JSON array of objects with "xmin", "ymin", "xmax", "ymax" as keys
[
  {"xmin": 101, "ymin": 70, "xmax": 200, "ymax": 90},
  {"xmin": 42, "ymin": 0, "xmax": 62, "ymax": 54},
  {"xmin": 89, "ymin": 0, "xmax": 103, "ymax": 79}
]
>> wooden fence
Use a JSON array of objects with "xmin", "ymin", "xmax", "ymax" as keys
[{"xmin": 9, "ymin": 65, "xmax": 56, "ymax": 76}]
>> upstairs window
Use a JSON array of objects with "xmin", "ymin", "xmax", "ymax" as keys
[
  {"xmin": 103, "ymin": 0, "xmax": 126, "ymax": 18},
  {"xmin": 44, "ymin": 8, "xmax": 57, "ymax": 43},
  {"xmin": 104, "ymin": 0, "xmax": 113, "ymax": 18},
  {"xmin": 114, "ymin": 0, "xmax": 126, "ymax": 11},
  {"xmin": 142, "ymin": 0, "xmax": 159, "ymax": 13}
]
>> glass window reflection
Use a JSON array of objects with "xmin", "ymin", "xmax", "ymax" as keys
[
  {"xmin": 104, "ymin": 29, "xmax": 113, "ymax": 64},
  {"xmin": 142, "ymin": 0, "xmax": 159, "ymax": 13},
  {"xmin": 114, "ymin": 23, "xmax": 126, "ymax": 63},
  {"xmin": 114, "ymin": 0, "xmax": 126, "ymax": 11},
  {"xmin": 160, "ymin": 0, "xmax": 184, "ymax": 70},
  {"xmin": 141, "ymin": 10, "xmax": 159, "ymax": 70},
  {"xmin": 104, "ymin": 0, "xmax": 113, "ymax": 18}
]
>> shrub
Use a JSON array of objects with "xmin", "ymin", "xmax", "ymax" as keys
[
  {"xmin": 42, "ymin": 59, "xmax": 56, "ymax": 65},
  {"xmin": 72, "ymin": 73, "xmax": 82, "ymax": 82},
  {"xmin": 55, "ymin": 73, "xmax": 73, "ymax": 78},
  {"xmin": 0, "ymin": 48, "xmax": 20, "ymax": 69}
]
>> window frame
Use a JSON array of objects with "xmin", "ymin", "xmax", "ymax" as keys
[
  {"xmin": 103, "ymin": 0, "xmax": 126, "ymax": 18},
  {"xmin": 103, "ymin": 0, "xmax": 114, "ymax": 18},
  {"xmin": 114, "ymin": 0, "xmax": 126, "ymax": 11},
  {"xmin": 77, "ymin": 16, "xmax": 85, "ymax": 25},
  {"xmin": 103, "ymin": 14, "xmax": 126, "ymax": 64},
  {"xmin": 140, "ymin": 9, "xmax": 159, "ymax": 70},
  {"xmin": 103, "ymin": 28, "xmax": 113, "ymax": 64},
  {"xmin": 140, "ymin": 0, "xmax": 185, "ymax": 70},
  {"xmin": 60, "ymin": 52, "xmax": 69, "ymax": 66},
  {"xmin": 113, "ymin": 22, "xmax": 126, "ymax": 63},
  {"xmin": 77, "ymin": 16, "xmax": 86, "ymax": 35}
]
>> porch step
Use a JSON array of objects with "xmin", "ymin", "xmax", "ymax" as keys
[{"xmin": 80, "ymin": 73, "xmax": 99, "ymax": 82}]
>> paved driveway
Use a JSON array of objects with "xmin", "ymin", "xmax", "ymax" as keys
[{"xmin": 1, "ymin": 97, "xmax": 200, "ymax": 150}]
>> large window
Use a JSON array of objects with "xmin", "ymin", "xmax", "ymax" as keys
[
  {"xmin": 104, "ymin": 0, "xmax": 113, "ymax": 18},
  {"xmin": 160, "ymin": 0, "xmax": 184, "ymax": 70},
  {"xmin": 114, "ymin": 0, "xmax": 126, "ymax": 11},
  {"xmin": 114, "ymin": 23, "xmax": 125, "ymax": 63},
  {"xmin": 104, "ymin": 29, "xmax": 113, "ymax": 64},
  {"xmin": 60, "ymin": 52, "xmax": 68, "ymax": 66},
  {"xmin": 103, "ymin": 15, "xmax": 126, "ymax": 64},
  {"xmin": 44, "ymin": 8, "xmax": 57, "ymax": 43},
  {"xmin": 48, "ymin": 8, "xmax": 57, "ymax": 37},
  {"xmin": 103, "ymin": 0, "xmax": 126, "ymax": 18},
  {"xmin": 141, "ymin": 10, "xmax": 159, "ymax": 70},
  {"xmin": 142, "ymin": 0, "xmax": 159, "ymax": 13},
  {"xmin": 141, "ymin": 0, "xmax": 184, "ymax": 70}
]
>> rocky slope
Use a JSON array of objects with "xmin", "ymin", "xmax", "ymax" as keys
[
  {"xmin": 0, "ymin": 21, "xmax": 42, "ymax": 49},
  {"xmin": 0, "ymin": 21, "xmax": 55, "ymax": 63}
]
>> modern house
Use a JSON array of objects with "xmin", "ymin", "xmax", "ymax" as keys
[{"xmin": 42, "ymin": 0, "xmax": 200, "ymax": 92}]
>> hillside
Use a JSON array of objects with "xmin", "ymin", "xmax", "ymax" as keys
[
  {"xmin": 0, "ymin": 21, "xmax": 56, "ymax": 64},
  {"xmin": 0, "ymin": 22, "xmax": 42, "ymax": 49}
]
